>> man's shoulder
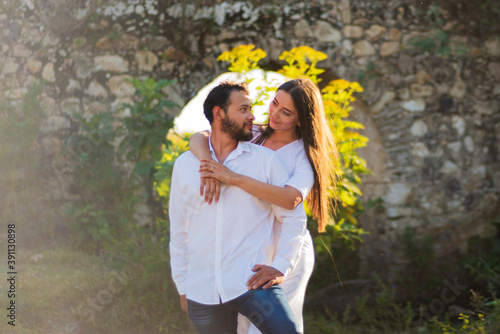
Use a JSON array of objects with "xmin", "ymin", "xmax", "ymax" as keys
[
  {"xmin": 174, "ymin": 150, "xmax": 198, "ymax": 167},
  {"xmin": 246, "ymin": 142, "xmax": 275, "ymax": 157}
]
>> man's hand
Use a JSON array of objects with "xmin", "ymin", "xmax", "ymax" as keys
[
  {"xmin": 180, "ymin": 295, "xmax": 188, "ymax": 314},
  {"xmin": 246, "ymin": 264, "xmax": 285, "ymax": 290}
]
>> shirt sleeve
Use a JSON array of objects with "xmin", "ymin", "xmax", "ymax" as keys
[
  {"xmin": 266, "ymin": 153, "xmax": 307, "ymax": 277},
  {"xmin": 169, "ymin": 158, "xmax": 189, "ymax": 295},
  {"xmin": 285, "ymin": 149, "xmax": 314, "ymax": 200}
]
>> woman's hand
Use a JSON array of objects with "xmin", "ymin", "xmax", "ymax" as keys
[
  {"xmin": 199, "ymin": 159, "xmax": 237, "ymax": 185},
  {"xmin": 200, "ymin": 176, "xmax": 220, "ymax": 204}
]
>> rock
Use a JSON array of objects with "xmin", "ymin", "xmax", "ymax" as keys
[
  {"xmin": 144, "ymin": 36, "xmax": 170, "ymax": 51},
  {"xmin": 440, "ymin": 160, "xmax": 459, "ymax": 175},
  {"xmin": 341, "ymin": 40, "xmax": 353, "ymax": 55},
  {"xmin": 338, "ymin": 0, "xmax": 351, "ymax": 23},
  {"xmin": 13, "ymin": 44, "xmax": 31, "ymax": 57},
  {"xmin": 294, "ymin": 19, "xmax": 313, "ymax": 39},
  {"xmin": 415, "ymin": 71, "xmax": 431, "ymax": 84},
  {"xmin": 74, "ymin": 56, "xmax": 94, "ymax": 79},
  {"xmin": 161, "ymin": 82, "xmax": 185, "ymax": 116},
  {"xmin": 451, "ymin": 115, "xmax": 466, "ymax": 136},
  {"xmin": 411, "ymin": 142, "xmax": 430, "ymax": 158},
  {"xmin": 353, "ymin": 40, "xmax": 375, "ymax": 57},
  {"xmin": 447, "ymin": 141, "xmax": 462, "ymax": 159},
  {"xmin": 372, "ymin": 91, "xmax": 396, "ymax": 113},
  {"xmin": 61, "ymin": 98, "xmax": 81, "ymax": 114},
  {"xmin": 397, "ymin": 54, "xmax": 414, "ymax": 74},
  {"xmin": 402, "ymin": 99, "xmax": 425, "ymax": 112},
  {"xmin": 27, "ymin": 59, "xmax": 42, "ymax": 73},
  {"xmin": 398, "ymin": 88, "xmax": 410, "ymax": 100},
  {"xmin": 472, "ymin": 165, "xmax": 486, "ymax": 179},
  {"xmin": 314, "ymin": 21, "xmax": 342, "ymax": 43},
  {"xmin": 217, "ymin": 30, "xmax": 237, "ymax": 42},
  {"xmin": 386, "ymin": 207, "xmax": 413, "ymax": 218},
  {"xmin": 21, "ymin": 24, "xmax": 42, "ymax": 44},
  {"xmin": 108, "ymin": 75, "xmax": 135, "ymax": 97},
  {"xmin": 96, "ymin": 33, "xmax": 139, "ymax": 50},
  {"xmin": 4, "ymin": 88, "xmax": 27, "ymax": 100},
  {"xmin": 72, "ymin": 36, "xmax": 87, "ymax": 49},
  {"xmin": 342, "ymin": 25, "xmax": 363, "ymax": 38},
  {"xmin": 388, "ymin": 28, "xmax": 401, "ymax": 41},
  {"xmin": 42, "ymin": 63, "xmax": 56, "ymax": 82},
  {"xmin": 66, "ymin": 79, "xmax": 82, "ymax": 94},
  {"xmin": 383, "ymin": 183, "xmax": 412, "ymax": 205},
  {"xmin": 449, "ymin": 79, "xmax": 466, "ymax": 99},
  {"xmin": 485, "ymin": 36, "xmax": 500, "ymax": 57},
  {"xmin": 474, "ymin": 100, "xmax": 500, "ymax": 115},
  {"xmin": 164, "ymin": 47, "xmax": 188, "ymax": 62},
  {"xmin": 84, "ymin": 101, "xmax": 109, "ymax": 117},
  {"xmin": 94, "ymin": 55, "xmax": 129, "ymax": 73},
  {"xmin": 2, "ymin": 58, "xmax": 18, "ymax": 74},
  {"xmin": 411, "ymin": 84, "xmax": 434, "ymax": 97},
  {"xmin": 380, "ymin": 42, "xmax": 400, "ymax": 57},
  {"xmin": 494, "ymin": 84, "xmax": 500, "ymax": 96},
  {"xmin": 40, "ymin": 97, "xmax": 57, "ymax": 116},
  {"xmin": 86, "ymin": 81, "xmax": 108, "ymax": 99},
  {"xmin": 268, "ymin": 38, "xmax": 284, "ymax": 61},
  {"xmin": 488, "ymin": 62, "xmax": 500, "ymax": 81},
  {"xmin": 410, "ymin": 120, "xmax": 428, "ymax": 137},
  {"xmin": 365, "ymin": 25, "xmax": 387, "ymax": 41},
  {"xmin": 135, "ymin": 50, "xmax": 158, "ymax": 71},
  {"xmin": 463, "ymin": 136, "xmax": 474, "ymax": 153},
  {"xmin": 40, "ymin": 116, "xmax": 71, "ymax": 134}
]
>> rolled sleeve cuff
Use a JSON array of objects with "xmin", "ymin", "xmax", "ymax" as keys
[
  {"xmin": 285, "ymin": 181, "xmax": 308, "ymax": 201},
  {"xmin": 174, "ymin": 281, "xmax": 186, "ymax": 295},
  {"xmin": 271, "ymin": 257, "xmax": 292, "ymax": 278}
]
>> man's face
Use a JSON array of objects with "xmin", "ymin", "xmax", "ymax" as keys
[{"xmin": 220, "ymin": 90, "xmax": 255, "ymax": 141}]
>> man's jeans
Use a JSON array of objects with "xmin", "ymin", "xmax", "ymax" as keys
[{"xmin": 187, "ymin": 285, "xmax": 301, "ymax": 334}]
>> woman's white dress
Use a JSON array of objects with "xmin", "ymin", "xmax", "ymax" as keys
[{"xmin": 237, "ymin": 130, "xmax": 315, "ymax": 333}]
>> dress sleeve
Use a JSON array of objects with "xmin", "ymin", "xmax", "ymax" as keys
[
  {"xmin": 285, "ymin": 149, "xmax": 314, "ymax": 200},
  {"xmin": 266, "ymin": 153, "xmax": 307, "ymax": 277}
]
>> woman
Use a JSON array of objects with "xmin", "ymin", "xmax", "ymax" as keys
[{"xmin": 190, "ymin": 78, "xmax": 338, "ymax": 333}]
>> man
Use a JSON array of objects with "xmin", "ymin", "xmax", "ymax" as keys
[{"xmin": 169, "ymin": 82, "xmax": 305, "ymax": 333}]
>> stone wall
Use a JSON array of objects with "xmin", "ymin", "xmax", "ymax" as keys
[{"xmin": 1, "ymin": 0, "xmax": 499, "ymax": 277}]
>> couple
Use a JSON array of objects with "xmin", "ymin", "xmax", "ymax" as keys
[{"xmin": 169, "ymin": 78, "xmax": 337, "ymax": 333}]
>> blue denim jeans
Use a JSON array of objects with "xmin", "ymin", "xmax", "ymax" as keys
[{"xmin": 188, "ymin": 285, "xmax": 301, "ymax": 334}]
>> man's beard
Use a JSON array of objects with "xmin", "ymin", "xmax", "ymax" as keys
[{"xmin": 221, "ymin": 115, "xmax": 253, "ymax": 141}]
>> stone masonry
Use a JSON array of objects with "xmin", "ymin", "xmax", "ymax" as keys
[{"xmin": 1, "ymin": 0, "xmax": 499, "ymax": 279}]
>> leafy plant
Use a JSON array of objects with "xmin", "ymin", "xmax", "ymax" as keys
[
  {"xmin": 409, "ymin": 4, "xmax": 467, "ymax": 57},
  {"xmin": 64, "ymin": 111, "xmax": 136, "ymax": 252},
  {"xmin": 119, "ymin": 78, "xmax": 178, "ymax": 178},
  {"xmin": 118, "ymin": 77, "xmax": 180, "ymax": 223},
  {"xmin": 356, "ymin": 274, "xmax": 414, "ymax": 333}
]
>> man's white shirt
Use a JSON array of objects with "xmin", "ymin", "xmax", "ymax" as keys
[{"xmin": 169, "ymin": 140, "xmax": 307, "ymax": 305}]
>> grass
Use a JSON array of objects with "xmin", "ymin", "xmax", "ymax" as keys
[{"xmin": 0, "ymin": 243, "xmax": 196, "ymax": 334}]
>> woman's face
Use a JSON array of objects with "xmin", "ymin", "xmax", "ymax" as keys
[{"xmin": 268, "ymin": 90, "xmax": 299, "ymax": 132}]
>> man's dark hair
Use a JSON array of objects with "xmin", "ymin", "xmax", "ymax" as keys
[{"xmin": 203, "ymin": 81, "xmax": 248, "ymax": 124}]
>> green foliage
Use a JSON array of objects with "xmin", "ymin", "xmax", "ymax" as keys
[
  {"xmin": 398, "ymin": 226, "xmax": 441, "ymax": 302},
  {"xmin": 356, "ymin": 275, "xmax": 414, "ymax": 332},
  {"xmin": 0, "ymin": 82, "xmax": 43, "ymax": 169},
  {"xmin": 118, "ymin": 77, "xmax": 178, "ymax": 178},
  {"xmin": 64, "ymin": 112, "xmax": 137, "ymax": 252},
  {"xmin": 278, "ymin": 46, "xmax": 327, "ymax": 84},
  {"xmin": 409, "ymin": 4, "xmax": 467, "ymax": 57},
  {"xmin": 154, "ymin": 132, "xmax": 190, "ymax": 204}
]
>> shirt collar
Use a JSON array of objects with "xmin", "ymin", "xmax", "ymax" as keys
[{"xmin": 208, "ymin": 136, "xmax": 251, "ymax": 163}]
